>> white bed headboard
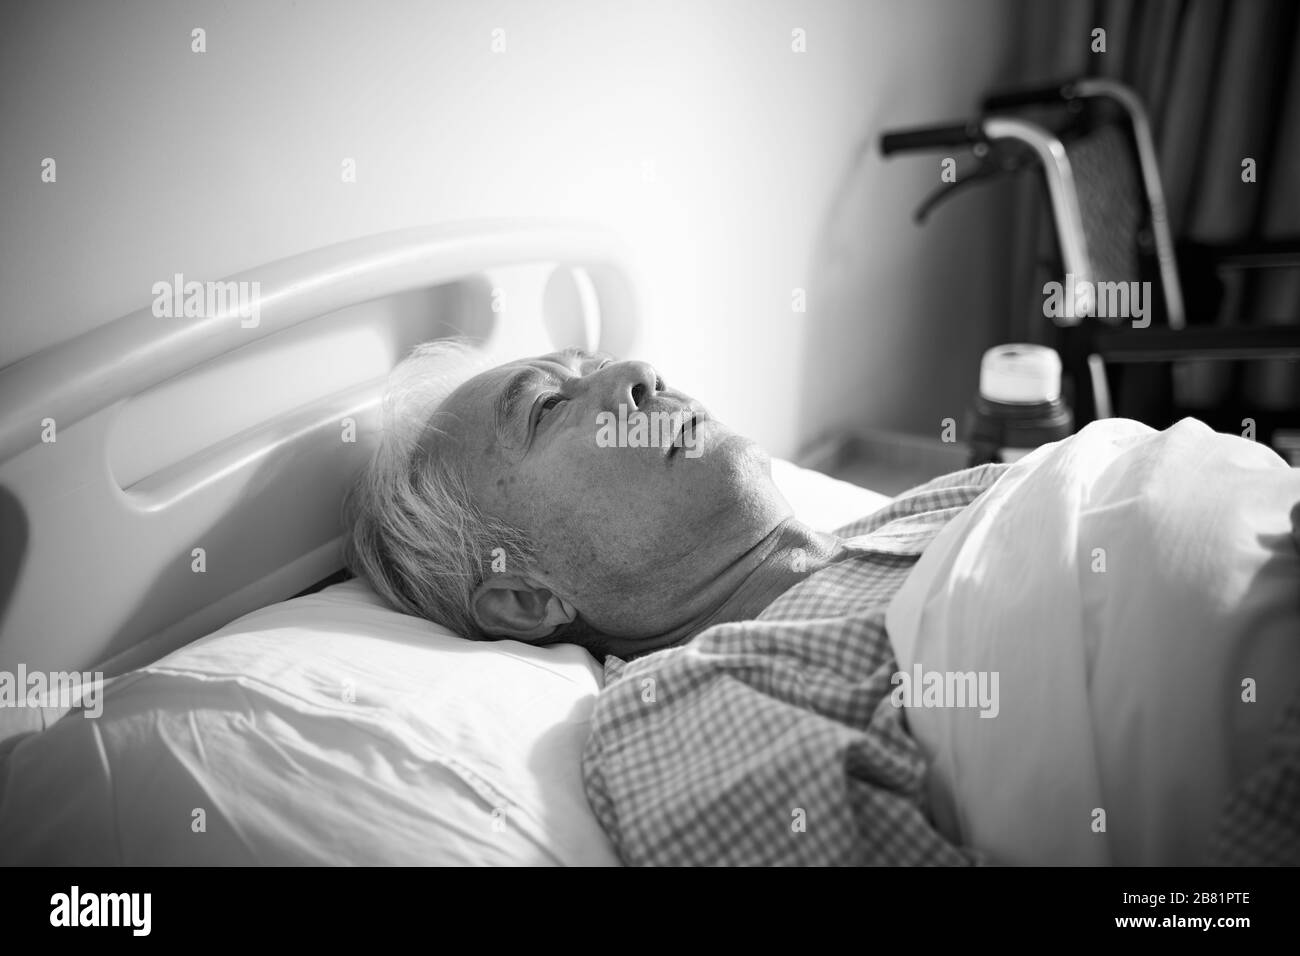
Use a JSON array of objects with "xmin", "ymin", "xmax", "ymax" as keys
[{"xmin": 0, "ymin": 221, "xmax": 639, "ymax": 678}]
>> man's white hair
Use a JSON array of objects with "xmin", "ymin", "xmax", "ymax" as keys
[{"xmin": 344, "ymin": 339, "xmax": 535, "ymax": 637}]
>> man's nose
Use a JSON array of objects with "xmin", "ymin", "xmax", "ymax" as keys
[{"xmin": 594, "ymin": 360, "xmax": 663, "ymax": 410}]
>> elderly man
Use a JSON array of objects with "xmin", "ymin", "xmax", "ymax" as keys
[
  {"xmin": 347, "ymin": 341, "xmax": 1300, "ymax": 867},
  {"xmin": 347, "ymin": 342, "xmax": 965, "ymax": 661}
]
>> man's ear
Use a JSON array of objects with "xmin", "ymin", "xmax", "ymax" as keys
[{"xmin": 470, "ymin": 574, "xmax": 577, "ymax": 641}]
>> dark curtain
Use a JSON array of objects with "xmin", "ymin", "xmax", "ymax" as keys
[{"xmin": 1009, "ymin": 0, "xmax": 1300, "ymax": 414}]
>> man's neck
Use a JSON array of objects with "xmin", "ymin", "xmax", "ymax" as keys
[{"xmin": 597, "ymin": 519, "xmax": 850, "ymax": 660}]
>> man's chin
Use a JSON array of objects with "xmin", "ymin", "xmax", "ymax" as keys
[{"xmin": 709, "ymin": 431, "xmax": 770, "ymax": 479}]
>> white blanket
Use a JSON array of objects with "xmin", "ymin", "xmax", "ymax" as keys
[{"xmin": 887, "ymin": 417, "xmax": 1300, "ymax": 865}]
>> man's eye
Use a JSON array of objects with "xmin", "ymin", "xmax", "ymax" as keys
[{"xmin": 537, "ymin": 394, "xmax": 565, "ymax": 420}]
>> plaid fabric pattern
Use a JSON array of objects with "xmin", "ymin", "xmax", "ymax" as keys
[
  {"xmin": 1209, "ymin": 689, "xmax": 1300, "ymax": 865},
  {"xmin": 580, "ymin": 463, "xmax": 1009, "ymax": 866}
]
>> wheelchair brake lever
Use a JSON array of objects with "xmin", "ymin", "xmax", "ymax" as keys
[{"xmin": 911, "ymin": 145, "xmax": 1039, "ymax": 224}]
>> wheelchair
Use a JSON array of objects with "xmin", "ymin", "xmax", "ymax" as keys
[{"xmin": 880, "ymin": 77, "xmax": 1300, "ymax": 458}]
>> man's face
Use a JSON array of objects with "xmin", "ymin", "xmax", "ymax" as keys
[{"xmin": 432, "ymin": 348, "xmax": 792, "ymax": 641}]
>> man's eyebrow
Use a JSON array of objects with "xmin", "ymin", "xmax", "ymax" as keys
[{"xmin": 494, "ymin": 367, "xmax": 545, "ymax": 441}]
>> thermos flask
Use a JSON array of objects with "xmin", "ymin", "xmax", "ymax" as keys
[{"xmin": 967, "ymin": 344, "xmax": 1074, "ymax": 466}]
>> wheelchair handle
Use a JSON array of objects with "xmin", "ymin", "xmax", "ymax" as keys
[{"xmin": 879, "ymin": 122, "xmax": 985, "ymax": 156}]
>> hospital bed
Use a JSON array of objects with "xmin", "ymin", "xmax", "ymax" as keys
[
  {"xmin": 0, "ymin": 222, "xmax": 893, "ymax": 865},
  {"xmin": 4, "ymin": 221, "xmax": 1297, "ymax": 867}
]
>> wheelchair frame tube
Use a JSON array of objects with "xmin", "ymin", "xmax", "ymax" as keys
[{"xmin": 982, "ymin": 116, "xmax": 1095, "ymax": 326}]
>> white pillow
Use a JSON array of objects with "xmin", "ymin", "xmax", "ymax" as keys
[
  {"xmin": 769, "ymin": 456, "xmax": 891, "ymax": 531},
  {"xmin": 0, "ymin": 581, "xmax": 620, "ymax": 865},
  {"xmin": 0, "ymin": 459, "xmax": 890, "ymax": 865}
]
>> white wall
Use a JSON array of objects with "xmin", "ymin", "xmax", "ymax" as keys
[{"xmin": 0, "ymin": 0, "xmax": 1021, "ymax": 458}]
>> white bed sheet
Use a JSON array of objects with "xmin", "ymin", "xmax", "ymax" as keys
[{"xmin": 888, "ymin": 418, "xmax": 1300, "ymax": 864}]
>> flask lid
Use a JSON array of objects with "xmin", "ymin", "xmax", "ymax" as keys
[{"xmin": 979, "ymin": 344, "xmax": 1061, "ymax": 404}]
